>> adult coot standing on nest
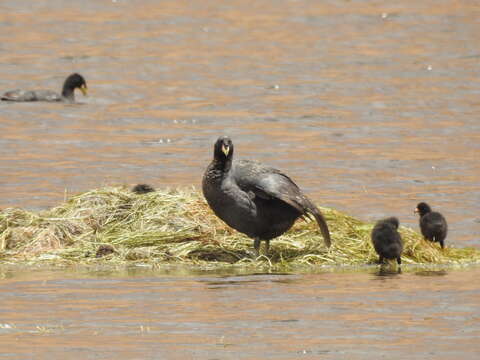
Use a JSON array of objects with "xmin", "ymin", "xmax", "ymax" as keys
[
  {"xmin": 1, "ymin": 73, "xmax": 87, "ymax": 102},
  {"xmin": 202, "ymin": 136, "xmax": 331, "ymax": 256},
  {"xmin": 371, "ymin": 217, "xmax": 403, "ymax": 265},
  {"xmin": 415, "ymin": 202, "xmax": 448, "ymax": 248}
]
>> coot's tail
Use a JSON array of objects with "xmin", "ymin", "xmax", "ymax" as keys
[{"xmin": 303, "ymin": 198, "xmax": 331, "ymax": 248}]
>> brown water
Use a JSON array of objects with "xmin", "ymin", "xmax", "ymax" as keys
[
  {"xmin": 0, "ymin": 1, "xmax": 479, "ymax": 357},
  {"xmin": 0, "ymin": 266, "xmax": 479, "ymax": 359}
]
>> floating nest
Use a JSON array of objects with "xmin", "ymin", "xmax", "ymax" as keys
[{"xmin": 0, "ymin": 186, "xmax": 479, "ymax": 270}]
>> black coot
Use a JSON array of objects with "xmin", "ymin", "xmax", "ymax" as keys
[
  {"xmin": 371, "ymin": 217, "xmax": 403, "ymax": 265},
  {"xmin": 132, "ymin": 184, "xmax": 155, "ymax": 194},
  {"xmin": 415, "ymin": 202, "xmax": 447, "ymax": 248},
  {"xmin": 1, "ymin": 73, "xmax": 87, "ymax": 102},
  {"xmin": 202, "ymin": 136, "xmax": 331, "ymax": 255}
]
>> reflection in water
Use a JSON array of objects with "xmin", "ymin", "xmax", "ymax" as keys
[
  {"xmin": 203, "ymin": 273, "xmax": 298, "ymax": 288},
  {"xmin": 415, "ymin": 270, "xmax": 448, "ymax": 277},
  {"xmin": 373, "ymin": 265, "xmax": 402, "ymax": 278}
]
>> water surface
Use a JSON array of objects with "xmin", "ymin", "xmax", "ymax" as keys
[{"xmin": 0, "ymin": 266, "xmax": 479, "ymax": 359}]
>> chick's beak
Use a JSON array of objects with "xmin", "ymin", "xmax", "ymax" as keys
[
  {"xmin": 221, "ymin": 144, "xmax": 230, "ymax": 156},
  {"xmin": 414, "ymin": 208, "xmax": 419, "ymax": 215},
  {"xmin": 80, "ymin": 84, "xmax": 88, "ymax": 96}
]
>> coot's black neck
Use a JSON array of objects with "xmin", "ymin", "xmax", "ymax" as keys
[
  {"xmin": 61, "ymin": 85, "xmax": 75, "ymax": 101},
  {"xmin": 211, "ymin": 157, "xmax": 233, "ymax": 174}
]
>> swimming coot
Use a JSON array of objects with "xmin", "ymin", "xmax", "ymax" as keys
[
  {"xmin": 202, "ymin": 136, "xmax": 331, "ymax": 256},
  {"xmin": 1, "ymin": 73, "xmax": 87, "ymax": 102}
]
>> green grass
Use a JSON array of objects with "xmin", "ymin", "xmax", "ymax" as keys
[{"xmin": 0, "ymin": 186, "xmax": 479, "ymax": 271}]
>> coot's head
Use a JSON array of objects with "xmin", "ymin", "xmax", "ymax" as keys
[
  {"xmin": 63, "ymin": 73, "xmax": 88, "ymax": 96},
  {"xmin": 384, "ymin": 217, "xmax": 400, "ymax": 229},
  {"xmin": 415, "ymin": 202, "xmax": 431, "ymax": 217},
  {"xmin": 213, "ymin": 136, "xmax": 234, "ymax": 163}
]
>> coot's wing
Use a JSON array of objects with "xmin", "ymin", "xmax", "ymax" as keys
[
  {"xmin": 1, "ymin": 90, "xmax": 37, "ymax": 101},
  {"xmin": 232, "ymin": 159, "xmax": 331, "ymax": 247},
  {"xmin": 33, "ymin": 90, "xmax": 62, "ymax": 102},
  {"xmin": 232, "ymin": 160, "xmax": 306, "ymax": 213}
]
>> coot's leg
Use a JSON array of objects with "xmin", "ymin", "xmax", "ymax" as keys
[
  {"xmin": 265, "ymin": 240, "xmax": 270, "ymax": 255},
  {"xmin": 253, "ymin": 238, "xmax": 261, "ymax": 257}
]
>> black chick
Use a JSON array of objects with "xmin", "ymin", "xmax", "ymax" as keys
[
  {"xmin": 415, "ymin": 202, "xmax": 448, "ymax": 248},
  {"xmin": 202, "ymin": 136, "xmax": 331, "ymax": 256},
  {"xmin": 371, "ymin": 217, "xmax": 403, "ymax": 265},
  {"xmin": 132, "ymin": 184, "xmax": 155, "ymax": 194},
  {"xmin": 1, "ymin": 73, "xmax": 87, "ymax": 102},
  {"xmin": 95, "ymin": 244, "xmax": 115, "ymax": 258}
]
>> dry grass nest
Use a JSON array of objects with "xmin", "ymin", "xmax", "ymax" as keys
[{"xmin": 0, "ymin": 186, "xmax": 479, "ymax": 270}]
